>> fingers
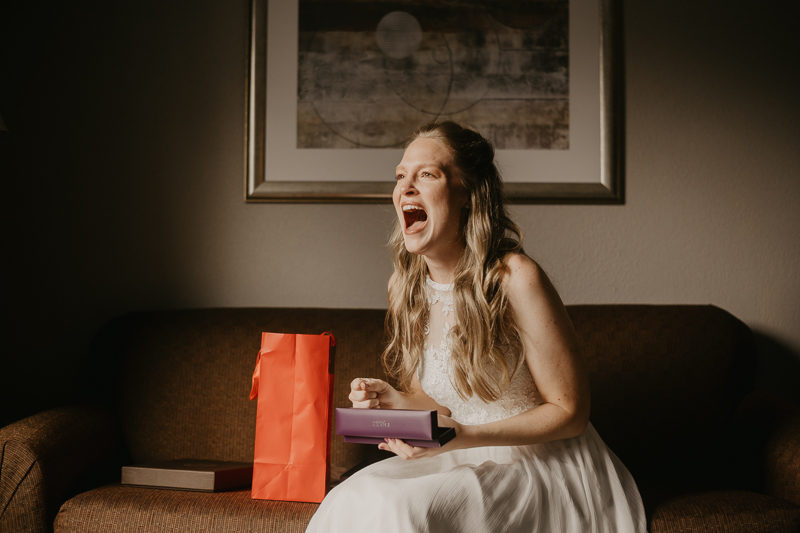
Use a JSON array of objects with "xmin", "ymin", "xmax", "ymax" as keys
[
  {"xmin": 350, "ymin": 378, "xmax": 391, "ymax": 393},
  {"xmin": 379, "ymin": 438, "xmax": 408, "ymax": 458},
  {"xmin": 349, "ymin": 378, "xmax": 391, "ymax": 408},
  {"xmin": 348, "ymin": 379, "xmax": 378, "ymax": 407},
  {"xmin": 349, "ymin": 390, "xmax": 378, "ymax": 402},
  {"xmin": 351, "ymin": 398, "xmax": 380, "ymax": 409},
  {"xmin": 378, "ymin": 438, "xmax": 429, "ymax": 460}
]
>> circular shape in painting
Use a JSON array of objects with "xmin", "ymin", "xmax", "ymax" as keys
[{"xmin": 376, "ymin": 11, "xmax": 423, "ymax": 60}]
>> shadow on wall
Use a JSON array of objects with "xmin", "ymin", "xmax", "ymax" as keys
[{"xmin": 752, "ymin": 331, "xmax": 800, "ymax": 405}]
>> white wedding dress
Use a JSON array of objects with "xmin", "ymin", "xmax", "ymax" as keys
[{"xmin": 306, "ymin": 277, "xmax": 646, "ymax": 533}]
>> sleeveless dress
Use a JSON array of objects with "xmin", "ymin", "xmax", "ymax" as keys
[{"xmin": 306, "ymin": 277, "xmax": 646, "ymax": 533}]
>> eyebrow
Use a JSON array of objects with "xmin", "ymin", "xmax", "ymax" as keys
[{"xmin": 395, "ymin": 164, "xmax": 446, "ymax": 174}]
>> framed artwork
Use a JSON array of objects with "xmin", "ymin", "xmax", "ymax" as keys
[{"xmin": 245, "ymin": 0, "xmax": 623, "ymax": 203}]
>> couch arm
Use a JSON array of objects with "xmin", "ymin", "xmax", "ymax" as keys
[
  {"xmin": 0, "ymin": 403, "xmax": 125, "ymax": 533},
  {"xmin": 733, "ymin": 390, "xmax": 800, "ymax": 506}
]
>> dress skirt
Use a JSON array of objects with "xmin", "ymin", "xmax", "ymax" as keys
[{"xmin": 305, "ymin": 423, "xmax": 646, "ymax": 533}]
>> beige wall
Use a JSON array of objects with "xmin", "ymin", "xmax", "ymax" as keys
[{"xmin": 2, "ymin": 0, "xmax": 799, "ymax": 425}]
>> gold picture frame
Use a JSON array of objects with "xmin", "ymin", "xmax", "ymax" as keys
[{"xmin": 245, "ymin": 0, "xmax": 623, "ymax": 204}]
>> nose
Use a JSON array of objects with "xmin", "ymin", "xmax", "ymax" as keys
[{"xmin": 399, "ymin": 177, "xmax": 418, "ymax": 196}]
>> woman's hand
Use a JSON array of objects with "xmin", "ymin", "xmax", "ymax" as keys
[
  {"xmin": 349, "ymin": 377, "xmax": 453, "ymax": 414},
  {"xmin": 349, "ymin": 378, "xmax": 405, "ymax": 409},
  {"xmin": 378, "ymin": 414, "xmax": 463, "ymax": 460}
]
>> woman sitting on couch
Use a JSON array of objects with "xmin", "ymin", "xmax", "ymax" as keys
[{"xmin": 306, "ymin": 121, "xmax": 646, "ymax": 533}]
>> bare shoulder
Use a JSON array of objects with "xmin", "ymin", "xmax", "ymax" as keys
[
  {"xmin": 501, "ymin": 253, "xmax": 550, "ymax": 294},
  {"xmin": 500, "ymin": 253, "xmax": 566, "ymax": 322},
  {"xmin": 500, "ymin": 254, "xmax": 580, "ymax": 365}
]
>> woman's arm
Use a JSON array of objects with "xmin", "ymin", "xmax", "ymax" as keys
[
  {"xmin": 381, "ymin": 253, "xmax": 590, "ymax": 459},
  {"xmin": 349, "ymin": 376, "xmax": 452, "ymax": 417},
  {"xmin": 350, "ymin": 270, "xmax": 452, "ymax": 416}
]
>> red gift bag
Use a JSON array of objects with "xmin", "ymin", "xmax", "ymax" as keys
[{"xmin": 249, "ymin": 331, "xmax": 335, "ymax": 503}]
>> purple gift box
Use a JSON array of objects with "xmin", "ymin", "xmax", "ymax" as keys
[{"xmin": 335, "ymin": 408, "xmax": 455, "ymax": 448}]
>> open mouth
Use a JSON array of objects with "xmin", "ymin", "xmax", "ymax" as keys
[{"xmin": 402, "ymin": 205, "xmax": 428, "ymax": 233}]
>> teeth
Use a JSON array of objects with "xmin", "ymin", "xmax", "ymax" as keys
[{"xmin": 402, "ymin": 205, "xmax": 423, "ymax": 212}]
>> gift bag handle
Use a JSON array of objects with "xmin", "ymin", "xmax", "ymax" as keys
[{"xmin": 322, "ymin": 331, "xmax": 336, "ymax": 346}]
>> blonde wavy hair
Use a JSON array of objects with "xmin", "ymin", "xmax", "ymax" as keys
[{"xmin": 384, "ymin": 121, "xmax": 525, "ymax": 403}]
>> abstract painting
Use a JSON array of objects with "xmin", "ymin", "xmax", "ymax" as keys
[{"xmin": 297, "ymin": 1, "xmax": 569, "ymax": 150}]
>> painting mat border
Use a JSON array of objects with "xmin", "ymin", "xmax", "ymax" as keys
[{"xmin": 245, "ymin": 0, "xmax": 623, "ymax": 204}]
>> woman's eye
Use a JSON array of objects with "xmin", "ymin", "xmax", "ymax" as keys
[{"xmin": 395, "ymin": 174, "xmax": 404, "ymax": 181}]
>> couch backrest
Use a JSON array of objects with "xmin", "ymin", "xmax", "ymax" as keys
[
  {"xmin": 92, "ymin": 308, "xmax": 389, "ymax": 471},
  {"xmin": 570, "ymin": 305, "xmax": 755, "ymax": 480},
  {"xmin": 92, "ymin": 305, "xmax": 755, "ymax": 481}
]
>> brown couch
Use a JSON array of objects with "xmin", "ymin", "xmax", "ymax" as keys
[{"xmin": 1, "ymin": 306, "xmax": 799, "ymax": 533}]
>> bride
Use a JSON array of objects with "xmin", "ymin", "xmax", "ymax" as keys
[{"xmin": 306, "ymin": 121, "xmax": 646, "ymax": 533}]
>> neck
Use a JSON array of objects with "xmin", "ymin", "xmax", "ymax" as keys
[{"xmin": 423, "ymin": 245, "xmax": 463, "ymax": 284}]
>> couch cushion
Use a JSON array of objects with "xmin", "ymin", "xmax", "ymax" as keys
[
  {"xmin": 54, "ymin": 484, "xmax": 317, "ymax": 533},
  {"xmin": 647, "ymin": 490, "xmax": 800, "ymax": 533}
]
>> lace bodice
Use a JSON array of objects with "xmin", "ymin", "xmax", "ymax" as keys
[{"xmin": 417, "ymin": 277, "xmax": 542, "ymax": 425}]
